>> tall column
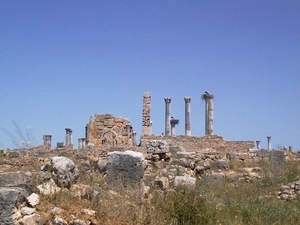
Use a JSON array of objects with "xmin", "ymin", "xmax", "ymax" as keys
[
  {"xmin": 43, "ymin": 135, "xmax": 52, "ymax": 150},
  {"xmin": 142, "ymin": 92, "xmax": 152, "ymax": 136},
  {"xmin": 267, "ymin": 136, "xmax": 271, "ymax": 151},
  {"xmin": 81, "ymin": 138, "xmax": 86, "ymax": 149},
  {"xmin": 78, "ymin": 138, "xmax": 82, "ymax": 149},
  {"xmin": 256, "ymin": 140, "xmax": 261, "ymax": 149},
  {"xmin": 164, "ymin": 97, "xmax": 171, "ymax": 136},
  {"xmin": 184, "ymin": 97, "xmax": 191, "ymax": 136},
  {"xmin": 202, "ymin": 92, "xmax": 214, "ymax": 135},
  {"xmin": 65, "ymin": 128, "xmax": 73, "ymax": 148},
  {"xmin": 132, "ymin": 131, "xmax": 137, "ymax": 146},
  {"xmin": 170, "ymin": 118, "xmax": 179, "ymax": 136}
]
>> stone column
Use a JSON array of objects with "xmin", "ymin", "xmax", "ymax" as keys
[
  {"xmin": 81, "ymin": 138, "xmax": 86, "ymax": 149},
  {"xmin": 170, "ymin": 118, "xmax": 179, "ymax": 136},
  {"xmin": 43, "ymin": 135, "xmax": 52, "ymax": 150},
  {"xmin": 164, "ymin": 97, "xmax": 171, "ymax": 136},
  {"xmin": 256, "ymin": 140, "xmax": 261, "ymax": 149},
  {"xmin": 65, "ymin": 128, "xmax": 73, "ymax": 148},
  {"xmin": 142, "ymin": 92, "xmax": 152, "ymax": 136},
  {"xmin": 267, "ymin": 136, "xmax": 271, "ymax": 151},
  {"xmin": 184, "ymin": 97, "xmax": 191, "ymax": 136},
  {"xmin": 126, "ymin": 123, "xmax": 131, "ymax": 134},
  {"xmin": 78, "ymin": 138, "xmax": 82, "ymax": 149},
  {"xmin": 132, "ymin": 131, "xmax": 137, "ymax": 146},
  {"xmin": 207, "ymin": 98, "xmax": 213, "ymax": 135},
  {"xmin": 202, "ymin": 92, "xmax": 214, "ymax": 135}
]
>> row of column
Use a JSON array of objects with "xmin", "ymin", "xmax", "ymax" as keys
[
  {"xmin": 43, "ymin": 128, "xmax": 86, "ymax": 150},
  {"xmin": 163, "ymin": 96, "xmax": 196, "ymax": 136}
]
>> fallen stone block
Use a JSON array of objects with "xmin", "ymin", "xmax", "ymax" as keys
[{"xmin": 106, "ymin": 150, "xmax": 146, "ymax": 191}]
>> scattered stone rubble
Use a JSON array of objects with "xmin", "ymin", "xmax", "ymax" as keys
[
  {"xmin": 278, "ymin": 180, "xmax": 300, "ymax": 200},
  {"xmin": 0, "ymin": 141, "xmax": 299, "ymax": 224}
]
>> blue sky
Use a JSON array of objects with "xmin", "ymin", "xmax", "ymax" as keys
[{"xmin": 0, "ymin": 0, "xmax": 299, "ymax": 150}]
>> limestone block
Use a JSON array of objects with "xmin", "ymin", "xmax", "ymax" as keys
[
  {"xmin": 115, "ymin": 117, "xmax": 126, "ymax": 123},
  {"xmin": 195, "ymin": 166, "xmax": 205, "ymax": 175},
  {"xmin": 154, "ymin": 177, "xmax": 169, "ymax": 190},
  {"xmin": 47, "ymin": 207, "xmax": 62, "ymax": 214},
  {"xmin": 43, "ymin": 156, "xmax": 80, "ymax": 189},
  {"xmin": 17, "ymin": 214, "xmax": 41, "ymax": 225},
  {"xmin": 21, "ymin": 206, "xmax": 36, "ymax": 215},
  {"xmin": 0, "ymin": 187, "xmax": 31, "ymax": 225},
  {"xmin": 104, "ymin": 114, "xmax": 113, "ymax": 119},
  {"xmin": 147, "ymin": 140, "xmax": 168, "ymax": 154},
  {"xmin": 97, "ymin": 159, "xmax": 107, "ymax": 173},
  {"xmin": 37, "ymin": 179, "xmax": 61, "ymax": 195},
  {"xmin": 203, "ymin": 161, "xmax": 211, "ymax": 170},
  {"xmin": 53, "ymin": 217, "xmax": 68, "ymax": 225},
  {"xmin": 26, "ymin": 193, "xmax": 39, "ymax": 207},
  {"xmin": 0, "ymin": 171, "xmax": 32, "ymax": 187},
  {"xmin": 95, "ymin": 114, "xmax": 106, "ymax": 121},
  {"xmin": 106, "ymin": 150, "xmax": 145, "ymax": 191},
  {"xmin": 200, "ymin": 173, "xmax": 225, "ymax": 184},
  {"xmin": 104, "ymin": 118, "xmax": 115, "ymax": 126},
  {"xmin": 74, "ymin": 219, "xmax": 88, "ymax": 225},
  {"xmin": 213, "ymin": 160, "xmax": 230, "ymax": 170},
  {"xmin": 81, "ymin": 208, "xmax": 96, "ymax": 216},
  {"xmin": 174, "ymin": 175, "xmax": 196, "ymax": 189}
]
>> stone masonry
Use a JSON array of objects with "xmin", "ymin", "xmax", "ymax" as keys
[
  {"xmin": 141, "ymin": 135, "xmax": 254, "ymax": 153},
  {"xmin": 142, "ymin": 92, "xmax": 152, "ymax": 136},
  {"xmin": 86, "ymin": 114, "xmax": 135, "ymax": 147}
]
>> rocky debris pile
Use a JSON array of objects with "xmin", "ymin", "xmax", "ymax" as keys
[
  {"xmin": 278, "ymin": 180, "xmax": 300, "ymax": 200},
  {"xmin": 0, "ymin": 156, "xmax": 85, "ymax": 225}
]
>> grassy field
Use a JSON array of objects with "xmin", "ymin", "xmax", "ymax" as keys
[{"xmin": 37, "ymin": 160, "xmax": 300, "ymax": 225}]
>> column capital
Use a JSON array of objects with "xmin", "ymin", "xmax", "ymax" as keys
[
  {"xmin": 164, "ymin": 97, "xmax": 171, "ymax": 103},
  {"xmin": 184, "ymin": 97, "xmax": 191, "ymax": 103},
  {"xmin": 65, "ymin": 128, "xmax": 72, "ymax": 134}
]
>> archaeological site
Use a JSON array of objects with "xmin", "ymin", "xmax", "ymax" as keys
[{"xmin": 1, "ymin": 92, "xmax": 300, "ymax": 225}]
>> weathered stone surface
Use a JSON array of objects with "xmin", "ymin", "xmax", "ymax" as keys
[
  {"xmin": 213, "ymin": 160, "xmax": 230, "ymax": 170},
  {"xmin": 73, "ymin": 219, "xmax": 88, "ymax": 225},
  {"xmin": 106, "ymin": 150, "xmax": 145, "ymax": 191},
  {"xmin": 200, "ymin": 173, "xmax": 225, "ymax": 184},
  {"xmin": 0, "ymin": 171, "xmax": 32, "ymax": 187},
  {"xmin": 81, "ymin": 208, "xmax": 96, "ymax": 216},
  {"xmin": 21, "ymin": 206, "xmax": 36, "ymax": 215},
  {"xmin": 26, "ymin": 193, "xmax": 39, "ymax": 207},
  {"xmin": 9, "ymin": 151, "xmax": 20, "ymax": 158},
  {"xmin": 43, "ymin": 156, "xmax": 79, "ymax": 189},
  {"xmin": 53, "ymin": 216, "xmax": 68, "ymax": 225},
  {"xmin": 70, "ymin": 184, "xmax": 99, "ymax": 200},
  {"xmin": 195, "ymin": 166, "xmax": 205, "ymax": 176},
  {"xmin": 37, "ymin": 179, "xmax": 61, "ymax": 195},
  {"xmin": 96, "ymin": 159, "xmax": 107, "ymax": 173},
  {"xmin": 154, "ymin": 177, "xmax": 169, "ymax": 190},
  {"xmin": 87, "ymin": 114, "xmax": 134, "ymax": 147},
  {"xmin": 47, "ymin": 207, "xmax": 62, "ymax": 214},
  {"xmin": 174, "ymin": 175, "xmax": 196, "ymax": 189},
  {"xmin": 16, "ymin": 214, "xmax": 41, "ymax": 225},
  {"xmin": 147, "ymin": 140, "xmax": 168, "ymax": 154},
  {"xmin": 0, "ymin": 187, "xmax": 31, "ymax": 225},
  {"xmin": 203, "ymin": 161, "xmax": 211, "ymax": 170}
]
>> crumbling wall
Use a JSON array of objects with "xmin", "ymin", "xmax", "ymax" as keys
[
  {"xmin": 87, "ymin": 114, "xmax": 134, "ymax": 147},
  {"xmin": 140, "ymin": 135, "xmax": 254, "ymax": 153}
]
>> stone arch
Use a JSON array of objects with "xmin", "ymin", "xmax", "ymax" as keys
[{"xmin": 100, "ymin": 130, "xmax": 117, "ymax": 145}]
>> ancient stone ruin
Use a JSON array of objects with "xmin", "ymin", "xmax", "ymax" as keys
[{"xmin": 86, "ymin": 113, "xmax": 136, "ymax": 147}]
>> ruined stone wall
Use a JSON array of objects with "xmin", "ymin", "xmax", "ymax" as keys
[
  {"xmin": 140, "ymin": 135, "xmax": 254, "ymax": 153},
  {"xmin": 87, "ymin": 114, "xmax": 134, "ymax": 147}
]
